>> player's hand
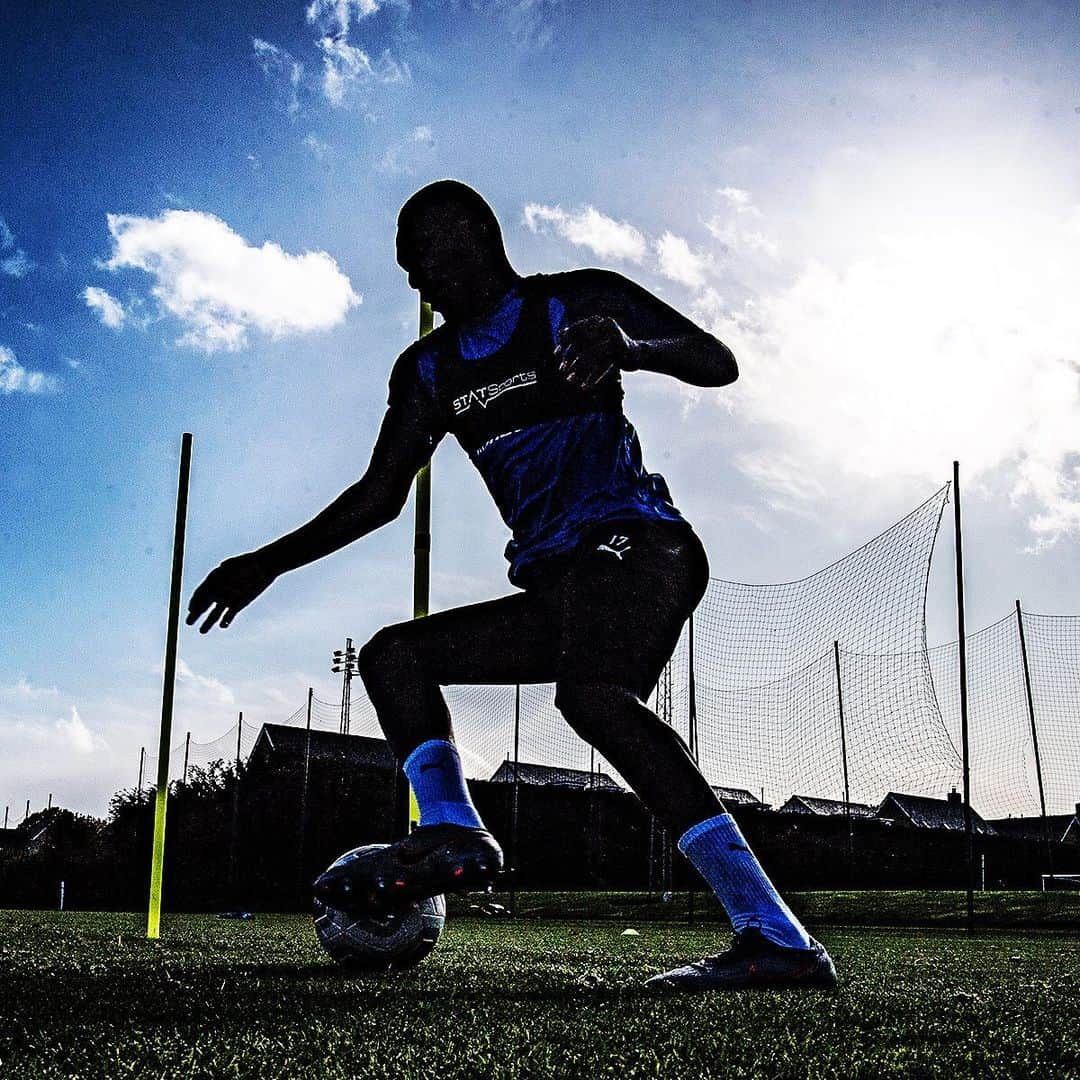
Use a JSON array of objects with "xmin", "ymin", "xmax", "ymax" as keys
[
  {"xmin": 186, "ymin": 553, "xmax": 277, "ymax": 634},
  {"xmin": 554, "ymin": 316, "xmax": 637, "ymax": 390}
]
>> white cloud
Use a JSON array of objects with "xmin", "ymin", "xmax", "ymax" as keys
[
  {"xmin": 100, "ymin": 209, "xmax": 361, "ymax": 353},
  {"xmin": 56, "ymin": 707, "xmax": 98, "ymax": 755},
  {"xmin": 709, "ymin": 167, "xmax": 1080, "ymax": 543},
  {"xmin": 0, "ymin": 215, "xmax": 34, "ymax": 277},
  {"xmin": 305, "ymin": 0, "xmax": 406, "ymax": 107},
  {"xmin": 378, "ymin": 124, "xmax": 436, "ymax": 174},
  {"xmin": 314, "ymin": 36, "xmax": 406, "ymax": 107},
  {"xmin": 303, "ymin": 133, "xmax": 330, "ymax": 159},
  {"xmin": 253, "ymin": 38, "xmax": 304, "ymax": 116},
  {"xmin": 176, "ymin": 659, "xmax": 236, "ymax": 708},
  {"xmin": 475, "ymin": 0, "xmax": 562, "ymax": 48},
  {"xmin": 0, "ymin": 345, "xmax": 58, "ymax": 395},
  {"xmin": 705, "ymin": 187, "xmax": 778, "ymax": 260},
  {"xmin": 0, "ymin": 678, "xmax": 61, "ymax": 702},
  {"xmin": 82, "ymin": 286, "xmax": 126, "ymax": 329},
  {"xmin": 655, "ymin": 231, "xmax": 713, "ymax": 289},
  {"xmin": 717, "ymin": 187, "xmax": 759, "ymax": 215},
  {"xmin": 523, "ymin": 203, "xmax": 648, "ymax": 263},
  {"xmin": 306, "ymin": 0, "xmax": 381, "ymax": 33}
]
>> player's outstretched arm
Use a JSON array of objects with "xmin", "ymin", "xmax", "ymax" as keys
[
  {"xmin": 186, "ymin": 401, "xmax": 436, "ymax": 634},
  {"xmin": 553, "ymin": 269, "xmax": 738, "ymax": 389}
]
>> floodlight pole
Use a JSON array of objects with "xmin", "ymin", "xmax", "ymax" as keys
[
  {"xmin": 1015, "ymin": 600, "xmax": 1053, "ymax": 876},
  {"xmin": 146, "ymin": 432, "xmax": 192, "ymax": 940},
  {"xmin": 952, "ymin": 461, "xmax": 976, "ymax": 931}
]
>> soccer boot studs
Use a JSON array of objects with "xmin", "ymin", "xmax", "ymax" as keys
[{"xmin": 313, "ymin": 824, "xmax": 504, "ymax": 914}]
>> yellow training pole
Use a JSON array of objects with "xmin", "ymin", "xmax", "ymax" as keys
[
  {"xmin": 147, "ymin": 432, "xmax": 193, "ymax": 939},
  {"xmin": 408, "ymin": 299, "xmax": 435, "ymax": 831}
]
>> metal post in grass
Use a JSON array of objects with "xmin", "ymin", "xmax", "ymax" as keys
[
  {"xmin": 146, "ymin": 431, "xmax": 193, "ymax": 940},
  {"xmin": 952, "ymin": 461, "xmax": 976, "ymax": 931},
  {"xmin": 833, "ymin": 640, "xmax": 855, "ymax": 879},
  {"xmin": 1015, "ymin": 600, "xmax": 1054, "ymax": 877},
  {"xmin": 298, "ymin": 687, "xmax": 313, "ymax": 900},
  {"xmin": 397, "ymin": 297, "xmax": 435, "ymax": 838},
  {"xmin": 510, "ymin": 683, "xmax": 521, "ymax": 913}
]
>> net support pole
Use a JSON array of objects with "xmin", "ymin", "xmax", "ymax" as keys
[
  {"xmin": 137, "ymin": 747, "xmax": 145, "ymax": 796},
  {"xmin": 146, "ymin": 431, "xmax": 192, "ymax": 940},
  {"xmin": 510, "ymin": 684, "xmax": 521, "ymax": 914},
  {"xmin": 298, "ymin": 687, "xmax": 314, "ymax": 899},
  {"xmin": 833, "ymin": 640, "xmax": 854, "ymax": 878},
  {"xmin": 412, "ymin": 299, "xmax": 435, "ymax": 624},
  {"xmin": 182, "ymin": 731, "xmax": 191, "ymax": 786},
  {"xmin": 227, "ymin": 712, "xmax": 243, "ymax": 901},
  {"xmin": 952, "ymin": 461, "xmax": 976, "ymax": 931},
  {"xmin": 397, "ymin": 298, "xmax": 435, "ymax": 838},
  {"xmin": 1015, "ymin": 600, "xmax": 1054, "ymax": 877},
  {"xmin": 687, "ymin": 616, "xmax": 698, "ymax": 924}
]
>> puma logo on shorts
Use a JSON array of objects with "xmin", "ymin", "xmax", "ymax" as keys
[{"xmin": 596, "ymin": 534, "xmax": 631, "ymax": 560}]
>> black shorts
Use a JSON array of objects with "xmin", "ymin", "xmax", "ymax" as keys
[
  {"xmin": 380, "ymin": 517, "xmax": 709, "ymax": 702},
  {"xmin": 524, "ymin": 517, "xmax": 709, "ymax": 697}
]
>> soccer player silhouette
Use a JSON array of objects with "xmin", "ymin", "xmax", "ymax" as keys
[{"xmin": 187, "ymin": 180, "xmax": 836, "ymax": 990}]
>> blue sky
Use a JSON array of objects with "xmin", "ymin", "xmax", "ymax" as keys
[{"xmin": 3, "ymin": 0, "xmax": 1080, "ymax": 815}]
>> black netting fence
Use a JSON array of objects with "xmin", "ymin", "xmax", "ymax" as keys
[{"xmin": 139, "ymin": 483, "xmax": 1077, "ymax": 824}]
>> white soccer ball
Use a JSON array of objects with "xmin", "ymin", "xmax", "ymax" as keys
[{"xmin": 312, "ymin": 844, "xmax": 446, "ymax": 972}]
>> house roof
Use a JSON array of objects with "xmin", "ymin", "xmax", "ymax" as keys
[
  {"xmin": 989, "ymin": 813, "xmax": 1080, "ymax": 845},
  {"xmin": 250, "ymin": 724, "xmax": 396, "ymax": 770},
  {"xmin": 711, "ymin": 785, "xmax": 767, "ymax": 807},
  {"xmin": 489, "ymin": 760, "xmax": 622, "ymax": 791},
  {"xmin": 878, "ymin": 792, "xmax": 995, "ymax": 834},
  {"xmin": 780, "ymin": 795, "xmax": 877, "ymax": 818}
]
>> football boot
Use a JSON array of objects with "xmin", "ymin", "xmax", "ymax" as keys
[
  {"xmin": 645, "ymin": 927, "xmax": 837, "ymax": 991},
  {"xmin": 313, "ymin": 823, "xmax": 503, "ymax": 914}
]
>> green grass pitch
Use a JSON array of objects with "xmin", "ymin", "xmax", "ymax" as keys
[{"xmin": 1, "ymin": 900, "xmax": 1078, "ymax": 1078}]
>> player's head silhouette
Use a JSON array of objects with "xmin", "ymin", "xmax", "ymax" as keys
[{"xmin": 396, "ymin": 180, "xmax": 518, "ymax": 322}]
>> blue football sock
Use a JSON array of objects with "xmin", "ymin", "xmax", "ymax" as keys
[
  {"xmin": 679, "ymin": 813, "xmax": 811, "ymax": 950},
  {"xmin": 402, "ymin": 739, "xmax": 486, "ymax": 830}
]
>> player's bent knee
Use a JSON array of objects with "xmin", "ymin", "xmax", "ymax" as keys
[
  {"xmin": 357, "ymin": 624, "xmax": 416, "ymax": 687},
  {"xmin": 554, "ymin": 681, "xmax": 638, "ymax": 735}
]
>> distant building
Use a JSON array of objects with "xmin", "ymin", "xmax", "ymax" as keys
[
  {"xmin": 712, "ymin": 785, "xmax": 769, "ymax": 809},
  {"xmin": 876, "ymin": 789, "xmax": 995, "ymax": 834},
  {"xmin": 489, "ymin": 760, "xmax": 622, "ymax": 792},
  {"xmin": 779, "ymin": 795, "xmax": 877, "ymax": 819},
  {"xmin": 247, "ymin": 724, "xmax": 396, "ymax": 774},
  {"xmin": 989, "ymin": 802, "xmax": 1080, "ymax": 847}
]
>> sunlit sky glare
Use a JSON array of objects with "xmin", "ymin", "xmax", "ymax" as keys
[{"xmin": 2, "ymin": 0, "xmax": 1080, "ymax": 815}]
